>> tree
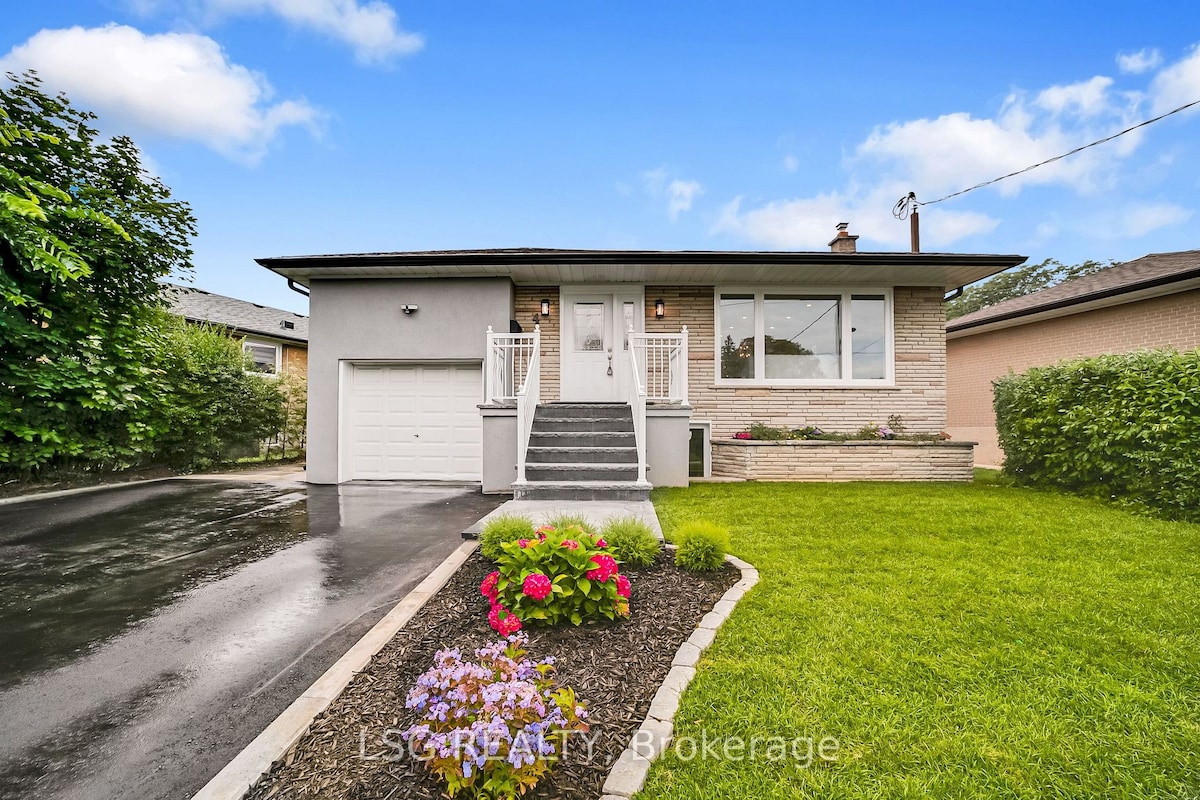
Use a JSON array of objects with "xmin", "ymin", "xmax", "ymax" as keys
[
  {"xmin": 0, "ymin": 71, "xmax": 198, "ymax": 472},
  {"xmin": 945, "ymin": 258, "xmax": 1113, "ymax": 320}
]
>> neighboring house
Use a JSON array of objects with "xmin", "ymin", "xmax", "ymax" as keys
[
  {"xmin": 257, "ymin": 228, "xmax": 1024, "ymax": 496},
  {"xmin": 166, "ymin": 284, "xmax": 309, "ymax": 379},
  {"xmin": 946, "ymin": 249, "xmax": 1200, "ymax": 466}
]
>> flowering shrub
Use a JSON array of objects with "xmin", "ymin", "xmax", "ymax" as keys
[
  {"xmin": 403, "ymin": 634, "xmax": 588, "ymax": 798},
  {"xmin": 481, "ymin": 524, "xmax": 631, "ymax": 629}
]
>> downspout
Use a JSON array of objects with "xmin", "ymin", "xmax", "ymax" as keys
[
  {"xmin": 944, "ymin": 286, "xmax": 964, "ymax": 302},
  {"xmin": 287, "ymin": 279, "xmax": 310, "ymax": 297}
]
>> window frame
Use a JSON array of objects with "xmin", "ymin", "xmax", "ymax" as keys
[
  {"xmin": 713, "ymin": 286, "xmax": 895, "ymax": 388},
  {"xmin": 242, "ymin": 339, "xmax": 282, "ymax": 376}
]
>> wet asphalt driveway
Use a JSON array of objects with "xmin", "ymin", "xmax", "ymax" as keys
[{"xmin": 0, "ymin": 478, "xmax": 502, "ymax": 800}]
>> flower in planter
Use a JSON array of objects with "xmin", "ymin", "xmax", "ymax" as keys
[
  {"xmin": 404, "ymin": 634, "xmax": 587, "ymax": 798},
  {"xmin": 492, "ymin": 524, "xmax": 631, "ymax": 626},
  {"xmin": 733, "ymin": 431, "xmax": 752, "ymax": 440},
  {"xmin": 522, "ymin": 572, "xmax": 553, "ymax": 601},
  {"xmin": 879, "ymin": 425, "xmax": 896, "ymax": 439}
]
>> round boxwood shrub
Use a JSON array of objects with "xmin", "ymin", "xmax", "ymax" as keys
[
  {"xmin": 600, "ymin": 516, "xmax": 660, "ymax": 566},
  {"xmin": 673, "ymin": 520, "xmax": 730, "ymax": 573},
  {"xmin": 479, "ymin": 514, "xmax": 535, "ymax": 561}
]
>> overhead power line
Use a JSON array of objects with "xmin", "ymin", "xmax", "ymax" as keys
[{"xmin": 907, "ymin": 96, "xmax": 1200, "ymax": 208}]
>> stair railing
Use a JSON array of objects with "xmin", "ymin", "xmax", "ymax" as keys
[
  {"xmin": 625, "ymin": 328, "xmax": 649, "ymax": 485},
  {"xmin": 484, "ymin": 327, "xmax": 537, "ymax": 403},
  {"xmin": 629, "ymin": 327, "xmax": 689, "ymax": 403},
  {"xmin": 514, "ymin": 325, "xmax": 541, "ymax": 483}
]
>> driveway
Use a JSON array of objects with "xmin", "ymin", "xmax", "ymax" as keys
[{"xmin": 0, "ymin": 478, "xmax": 502, "ymax": 800}]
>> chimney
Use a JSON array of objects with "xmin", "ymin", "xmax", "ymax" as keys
[{"xmin": 828, "ymin": 222, "xmax": 858, "ymax": 254}]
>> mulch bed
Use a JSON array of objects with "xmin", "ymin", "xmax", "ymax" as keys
[{"xmin": 245, "ymin": 550, "xmax": 740, "ymax": 799}]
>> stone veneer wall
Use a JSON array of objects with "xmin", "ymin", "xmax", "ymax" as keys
[
  {"xmin": 644, "ymin": 286, "xmax": 947, "ymax": 437},
  {"xmin": 514, "ymin": 286, "xmax": 561, "ymax": 403},
  {"xmin": 711, "ymin": 440, "xmax": 976, "ymax": 482}
]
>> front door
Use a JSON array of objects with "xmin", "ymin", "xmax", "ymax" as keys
[{"xmin": 560, "ymin": 289, "xmax": 644, "ymax": 401}]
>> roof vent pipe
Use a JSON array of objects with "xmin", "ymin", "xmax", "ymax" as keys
[{"xmin": 828, "ymin": 222, "xmax": 859, "ymax": 254}]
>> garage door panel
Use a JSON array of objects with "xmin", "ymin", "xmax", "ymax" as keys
[{"xmin": 346, "ymin": 363, "xmax": 483, "ymax": 481}]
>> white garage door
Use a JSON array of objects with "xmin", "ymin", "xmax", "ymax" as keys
[{"xmin": 345, "ymin": 363, "xmax": 483, "ymax": 481}]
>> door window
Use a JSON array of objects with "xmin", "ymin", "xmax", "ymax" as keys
[{"xmin": 574, "ymin": 303, "xmax": 605, "ymax": 351}]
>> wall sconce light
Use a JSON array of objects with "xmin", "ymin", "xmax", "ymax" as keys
[
  {"xmin": 401, "ymin": 304, "xmax": 418, "ymax": 315},
  {"xmin": 540, "ymin": 298, "xmax": 551, "ymax": 317},
  {"xmin": 654, "ymin": 298, "xmax": 665, "ymax": 319}
]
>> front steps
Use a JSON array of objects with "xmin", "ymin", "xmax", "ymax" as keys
[{"xmin": 512, "ymin": 403, "xmax": 650, "ymax": 501}]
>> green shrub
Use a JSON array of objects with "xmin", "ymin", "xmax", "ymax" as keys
[
  {"xmin": 483, "ymin": 524, "xmax": 630, "ymax": 627},
  {"xmin": 544, "ymin": 513, "xmax": 597, "ymax": 536},
  {"xmin": 673, "ymin": 520, "xmax": 730, "ymax": 572},
  {"xmin": 479, "ymin": 514, "xmax": 535, "ymax": 561},
  {"xmin": 993, "ymin": 348, "xmax": 1200, "ymax": 521},
  {"xmin": 601, "ymin": 516, "xmax": 660, "ymax": 566}
]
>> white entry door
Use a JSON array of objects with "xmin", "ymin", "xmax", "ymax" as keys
[{"xmin": 560, "ymin": 289, "xmax": 644, "ymax": 402}]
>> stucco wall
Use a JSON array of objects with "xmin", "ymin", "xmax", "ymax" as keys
[
  {"xmin": 306, "ymin": 278, "xmax": 514, "ymax": 483},
  {"xmin": 644, "ymin": 285, "xmax": 948, "ymax": 439},
  {"xmin": 946, "ymin": 288, "xmax": 1200, "ymax": 465}
]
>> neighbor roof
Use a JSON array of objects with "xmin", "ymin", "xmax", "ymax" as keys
[
  {"xmin": 947, "ymin": 249, "xmax": 1200, "ymax": 334},
  {"xmin": 166, "ymin": 284, "xmax": 308, "ymax": 344},
  {"xmin": 256, "ymin": 248, "xmax": 1027, "ymax": 292}
]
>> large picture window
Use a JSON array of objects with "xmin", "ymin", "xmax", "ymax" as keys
[{"xmin": 717, "ymin": 289, "xmax": 892, "ymax": 385}]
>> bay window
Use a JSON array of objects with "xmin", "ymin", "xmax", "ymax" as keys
[{"xmin": 716, "ymin": 289, "xmax": 892, "ymax": 385}]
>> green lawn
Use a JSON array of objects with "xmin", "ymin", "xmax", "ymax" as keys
[{"xmin": 642, "ymin": 473, "xmax": 1200, "ymax": 799}]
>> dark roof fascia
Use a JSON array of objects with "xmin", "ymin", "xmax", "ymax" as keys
[
  {"xmin": 255, "ymin": 250, "xmax": 1026, "ymax": 271},
  {"xmin": 181, "ymin": 315, "xmax": 309, "ymax": 345},
  {"xmin": 947, "ymin": 265, "xmax": 1200, "ymax": 333}
]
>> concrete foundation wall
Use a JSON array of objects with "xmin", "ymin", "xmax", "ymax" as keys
[
  {"xmin": 306, "ymin": 278, "xmax": 513, "ymax": 484},
  {"xmin": 480, "ymin": 407, "xmax": 517, "ymax": 494},
  {"xmin": 646, "ymin": 407, "xmax": 691, "ymax": 487},
  {"xmin": 711, "ymin": 440, "xmax": 976, "ymax": 482}
]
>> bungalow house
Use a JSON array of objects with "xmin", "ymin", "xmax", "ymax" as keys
[
  {"xmin": 946, "ymin": 249, "xmax": 1200, "ymax": 466},
  {"xmin": 257, "ymin": 226, "xmax": 1024, "ymax": 498},
  {"xmin": 166, "ymin": 284, "xmax": 309, "ymax": 379}
]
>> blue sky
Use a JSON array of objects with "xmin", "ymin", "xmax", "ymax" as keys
[{"xmin": 4, "ymin": 1, "xmax": 1199, "ymax": 314}]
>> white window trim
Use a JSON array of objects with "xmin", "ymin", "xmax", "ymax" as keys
[
  {"xmin": 712, "ymin": 286, "xmax": 895, "ymax": 388},
  {"xmin": 242, "ymin": 339, "xmax": 282, "ymax": 376}
]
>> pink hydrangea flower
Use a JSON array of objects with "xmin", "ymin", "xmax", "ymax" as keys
[
  {"xmin": 586, "ymin": 554, "xmax": 618, "ymax": 582},
  {"xmin": 522, "ymin": 572, "xmax": 553, "ymax": 601},
  {"xmin": 595, "ymin": 538, "xmax": 608, "ymax": 549},
  {"xmin": 518, "ymin": 538, "xmax": 531, "ymax": 548},
  {"xmin": 560, "ymin": 539, "xmax": 580, "ymax": 550},
  {"xmin": 487, "ymin": 603, "xmax": 522, "ymax": 635},
  {"xmin": 616, "ymin": 573, "xmax": 631, "ymax": 599},
  {"xmin": 480, "ymin": 570, "xmax": 499, "ymax": 601}
]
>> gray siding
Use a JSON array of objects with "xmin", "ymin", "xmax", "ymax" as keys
[{"xmin": 307, "ymin": 278, "xmax": 514, "ymax": 483}]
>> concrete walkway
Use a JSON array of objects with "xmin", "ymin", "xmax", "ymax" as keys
[{"xmin": 463, "ymin": 499, "xmax": 664, "ymax": 539}]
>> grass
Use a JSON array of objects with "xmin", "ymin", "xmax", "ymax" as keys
[{"xmin": 642, "ymin": 472, "xmax": 1200, "ymax": 799}]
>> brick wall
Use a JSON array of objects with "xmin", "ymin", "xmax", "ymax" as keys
[
  {"xmin": 645, "ymin": 285, "xmax": 948, "ymax": 437},
  {"xmin": 711, "ymin": 440, "xmax": 975, "ymax": 481},
  {"xmin": 514, "ymin": 286, "xmax": 561, "ymax": 402},
  {"xmin": 946, "ymin": 288, "xmax": 1200, "ymax": 464},
  {"xmin": 282, "ymin": 344, "xmax": 308, "ymax": 379}
]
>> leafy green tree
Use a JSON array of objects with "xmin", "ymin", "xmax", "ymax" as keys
[
  {"xmin": 0, "ymin": 71, "xmax": 197, "ymax": 472},
  {"xmin": 946, "ymin": 258, "xmax": 1112, "ymax": 320}
]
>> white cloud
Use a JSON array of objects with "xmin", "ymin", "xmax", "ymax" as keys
[
  {"xmin": 1118, "ymin": 48, "xmax": 1163, "ymax": 75},
  {"xmin": 133, "ymin": 0, "xmax": 423, "ymax": 64},
  {"xmin": 641, "ymin": 167, "xmax": 703, "ymax": 221},
  {"xmin": 1115, "ymin": 202, "xmax": 1192, "ymax": 237},
  {"xmin": 1150, "ymin": 44, "xmax": 1200, "ymax": 115},
  {"xmin": 1035, "ymin": 76, "xmax": 1116, "ymax": 117},
  {"xmin": 0, "ymin": 24, "xmax": 320, "ymax": 163}
]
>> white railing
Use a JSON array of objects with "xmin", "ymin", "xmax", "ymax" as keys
[
  {"xmin": 629, "ymin": 327, "xmax": 689, "ymax": 403},
  {"xmin": 484, "ymin": 328, "xmax": 537, "ymax": 403},
  {"xmin": 625, "ymin": 339, "xmax": 649, "ymax": 485},
  {"xmin": 515, "ymin": 328, "xmax": 541, "ymax": 483}
]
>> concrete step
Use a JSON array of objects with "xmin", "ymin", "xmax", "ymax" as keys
[
  {"xmin": 528, "ymin": 431, "xmax": 637, "ymax": 448},
  {"xmin": 525, "ymin": 463, "xmax": 639, "ymax": 482},
  {"xmin": 530, "ymin": 417, "xmax": 635, "ymax": 433},
  {"xmin": 525, "ymin": 446, "xmax": 637, "ymax": 464},
  {"xmin": 512, "ymin": 481, "xmax": 651, "ymax": 502},
  {"xmin": 536, "ymin": 403, "xmax": 631, "ymax": 419}
]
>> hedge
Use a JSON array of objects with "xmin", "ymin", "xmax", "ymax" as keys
[{"xmin": 993, "ymin": 349, "xmax": 1200, "ymax": 521}]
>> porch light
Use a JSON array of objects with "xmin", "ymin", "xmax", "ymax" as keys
[
  {"xmin": 540, "ymin": 298, "xmax": 551, "ymax": 317},
  {"xmin": 654, "ymin": 298, "xmax": 665, "ymax": 319}
]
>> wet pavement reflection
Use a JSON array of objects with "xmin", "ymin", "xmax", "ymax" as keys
[{"xmin": 0, "ymin": 478, "xmax": 502, "ymax": 800}]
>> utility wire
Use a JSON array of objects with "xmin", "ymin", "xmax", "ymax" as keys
[{"xmin": 899, "ymin": 96, "xmax": 1200, "ymax": 210}]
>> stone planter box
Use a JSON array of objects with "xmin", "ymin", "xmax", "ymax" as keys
[{"xmin": 711, "ymin": 439, "xmax": 976, "ymax": 482}]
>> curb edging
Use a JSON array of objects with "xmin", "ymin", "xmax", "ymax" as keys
[
  {"xmin": 191, "ymin": 540, "xmax": 480, "ymax": 800},
  {"xmin": 600, "ymin": 548, "xmax": 759, "ymax": 798}
]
